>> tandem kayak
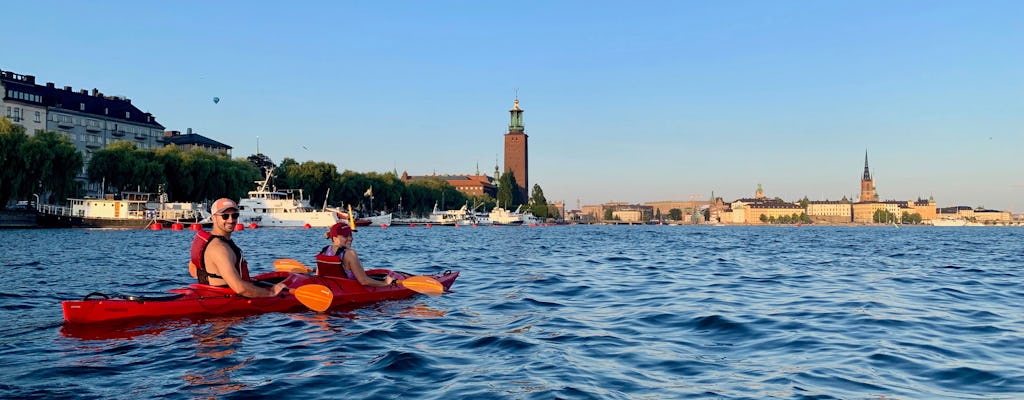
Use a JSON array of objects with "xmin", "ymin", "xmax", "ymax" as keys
[{"xmin": 62, "ymin": 269, "xmax": 459, "ymax": 324}]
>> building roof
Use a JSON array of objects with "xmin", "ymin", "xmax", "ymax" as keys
[
  {"xmin": 1, "ymin": 70, "xmax": 163, "ymax": 129},
  {"xmin": 163, "ymin": 132, "xmax": 232, "ymax": 149}
]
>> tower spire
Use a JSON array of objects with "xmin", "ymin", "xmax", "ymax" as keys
[
  {"xmin": 862, "ymin": 150, "xmax": 872, "ymax": 181},
  {"xmin": 859, "ymin": 150, "xmax": 876, "ymax": 202}
]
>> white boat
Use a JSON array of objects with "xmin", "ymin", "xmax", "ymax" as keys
[
  {"xmin": 930, "ymin": 218, "xmax": 967, "ymax": 227},
  {"xmin": 366, "ymin": 212, "xmax": 393, "ymax": 227},
  {"xmin": 428, "ymin": 203, "xmax": 468, "ymax": 226},
  {"xmin": 488, "ymin": 204, "xmax": 541, "ymax": 225},
  {"xmin": 489, "ymin": 205, "xmax": 525, "ymax": 225},
  {"xmin": 237, "ymin": 168, "xmax": 340, "ymax": 228},
  {"xmin": 456, "ymin": 211, "xmax": 492, "ymax": 226},
  {"xmin": 55, "ymin": 192, "xmax": 206, "ymax": 228}
]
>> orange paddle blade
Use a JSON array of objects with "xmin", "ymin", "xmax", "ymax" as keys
[
  {"xmin": 273, "ymin": 258, "xmax": 312, "ymax": 273},
  {"xmin": 293, "ymin": 284, "xmax": 333, "ymax": 312},
  {"xmin": 401, "ymin": 276, "xmax": 444, "ymax": 296}
]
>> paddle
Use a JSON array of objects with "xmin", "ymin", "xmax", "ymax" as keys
[
  {"xmin": 398, "ymin": 276, "xmax": 444, "ymax": 296},
  {"xmin": 273, "ymin": 259, "xmax": 445, "ymax": 296},
  {"xmin": 273, "ymin": 258, "xmax": 313, "ymax": 273},
  {"xmin": 292, "ymin": 284, "xmax": 333, "ymax": 312}
]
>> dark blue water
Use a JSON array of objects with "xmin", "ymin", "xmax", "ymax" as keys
[{"xmin": 1, "ymin": 225, "xmax": 1022, "ymax": 399}]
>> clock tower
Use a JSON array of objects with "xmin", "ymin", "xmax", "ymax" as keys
[{"xmin": 503, "ymin": 98, "xmax": 529, "ymax": 202}]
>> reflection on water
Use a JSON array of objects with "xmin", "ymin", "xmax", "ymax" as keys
[{"xmin": 182, "ymin": 316, "xmax": 252, "ymax": 397}]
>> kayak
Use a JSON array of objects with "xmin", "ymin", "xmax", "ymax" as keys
[{"xmin": 62, "ymin": 269, "xmax": 459, "ymax": 324}]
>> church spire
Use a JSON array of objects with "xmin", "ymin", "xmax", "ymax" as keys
[{"xmin": 862, "ymin": 150, "xmax": 872, "ymax": 181}]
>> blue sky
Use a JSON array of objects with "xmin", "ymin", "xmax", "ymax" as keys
[{"xmin": 6, "ymin": 1, "xmax": 1022, "ymax": 211}]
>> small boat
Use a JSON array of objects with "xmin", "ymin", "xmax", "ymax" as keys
[
  {"xmin": 428, "ymin": 203, "xmax": 469, "ymax": 226},
  {"xmin": 238, "ymin": 167, "xmax": 340, "ymax": 228},
  {"xmin": 488, "ymin": 204, "xmax": 524, "ymax": 225},
  {"xmin": 931, "ymin": 218, "xmax": 967, "ymax": 227},
  {"xmin": 62, "ymin": 269, "xmax": 459, "ymax": 324}
]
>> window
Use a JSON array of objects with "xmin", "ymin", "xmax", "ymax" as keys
[
  {"xmin": 4, "ymin": 106, "xmax": 9, "ymax": 117},
  {"xmin": 13, "ymin": 108, "xmax": 21, "ymax": 122},
  {"xmin": 34, "ymin": 111, "xmax": 40, "ymax": 123},
  {"xmin": 80, "ymin": 103, "xmax": 85, "ymax": 111},
  {"xmin": 125, "ymin": 111, "xmax": 130, "ymax": 119}
]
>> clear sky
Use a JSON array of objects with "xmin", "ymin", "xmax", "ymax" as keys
[{"xmin": 6, "ymin": 1, "xmax": 1022, "ymax": 211}]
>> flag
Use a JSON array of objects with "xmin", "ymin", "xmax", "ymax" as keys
[{"xmin": 364, "ymin": 186, "xmax": 373, "ymax": 197}]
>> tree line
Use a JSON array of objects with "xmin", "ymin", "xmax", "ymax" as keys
[
  {"xmin": 1, "ymin": 119, "xmax": 82, "ymax": 206},
  {"xmin": 2, "ymin": 118, "xmax": 551, "ymax": 218}
]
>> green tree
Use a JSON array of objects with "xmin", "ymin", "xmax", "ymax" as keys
[
  {"xmin": 603, "ymin": 208, "xmax": 614, "ymax": 221},
  {"xmin": 759, "ymin": 214, "xmax": 768, "ymax": 223},
  {"xmin": 529, "ymin": 184, "xmax": 549, "ymax": 219},
  {"xmin": 247, "ymin": 153, "xmax": 276, "ymax": 177},
  {"xmin": 799, "ymin": 196, "xmax": 809, "ymax": 209},
  {"xmin": 281, "ymin": 160, "xmax": 340, "ymax": 209},
  {"xmin": 668, "ymin": 208, "xmax": 682, "ymax": 221},
  {"xmin": 87, "ymin": 141, "xmax": 163, "ymax": 194},
  {"xmin": 23, "ymin": 131, "xmax": 82, "ymax": 203},
  {"xmin": 0, "ymin": 119, "xmax": 28, "ymax": 207},
  {"xmin": 496, "ymin": 171, "xmax": 523, "ymax": 208}
]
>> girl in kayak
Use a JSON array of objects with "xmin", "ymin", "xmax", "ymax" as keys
[{"xmin": 316, "ymin": 222, "xmax": 404, "ymax": 287}]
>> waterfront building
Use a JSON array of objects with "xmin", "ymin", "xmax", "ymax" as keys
[
  {"xmin": 729, "ymin": 185, "xmax": 804, "ymax": 224},
  {"xmin": 579, "ymin": 202, "xmax": 652, "ymax": 223},
  {"xmin": 974, "ymin": 209, "xmax": 1013, "ymax": 223},
  {"xmin": 399, "ymin": 172, "xmax": 496, "ymax": 198},
  {"xmin": 1, "ymin": 69, "xmax": 165, "ymax": 195},
  {"xmin": 643, "ymin": 200, "xmax": 710, "ymax": 220},
  {"xmin": 806, "ymin": 200, "xmax": 853, "ymax": 223},
  {"xmin": 163, "ymin": 129, "xmax": 232, "ymax": 156},
  {"xmin": 852, "ymin": 201, "xmax": 907, "ymax": 223},
  {"xmin": 503, "ymin": 98, "xmax": 529, "ymax": 202},
  {"xmin": 741, "ymin": 199, "xmax": 804, "ymax": 224},
  {"xmin": 908, "ymin": 198, "xmax": 937, "ymax": 221}
]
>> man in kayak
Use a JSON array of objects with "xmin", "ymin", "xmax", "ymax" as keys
[
  {"xmin": 190, "ymin": 198, "xmax": 287, "ymax": 297},
  {"xmin": 315, "ymin": 222, "xmax": 404, "ymax": 287}
]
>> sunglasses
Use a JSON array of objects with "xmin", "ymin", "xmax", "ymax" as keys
[{"xmin": 218, "ymin": 212, "xmax": 240, "ymax": 220}]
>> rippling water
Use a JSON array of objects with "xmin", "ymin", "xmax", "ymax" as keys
[{"xmin": 1, "ymin": 225, "xmax": 1022, "ymax": 399}]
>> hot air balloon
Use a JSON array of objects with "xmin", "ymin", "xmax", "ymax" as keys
[{"xmin": 213, "ymin": 97, "xmax": 220, "ymax": 104}]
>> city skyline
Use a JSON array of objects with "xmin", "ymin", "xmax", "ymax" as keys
[{"xmin": 5, "ymin": 1, "xmax": 1022, "ymax": 211}]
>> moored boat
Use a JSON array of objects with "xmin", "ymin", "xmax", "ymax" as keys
[
  {"xmin": 62, "ymin": 269, "xmax": 459, "ymax": 324},
  {"xmin": 41, "ymin": 191, "xmax": 206, "ymax": 228},
  {"xmin": 238, "ymin": 167, "xmax": 340, "ymax": 228},
  {"xmin": 930, "ymin": 218, "xmax": 967, "ymax": 227}
]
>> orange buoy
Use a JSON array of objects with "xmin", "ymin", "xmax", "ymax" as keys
[
  {"xmin": 149, "ymin": 223, "xmax": 163, "ymax": 231},
  {"xmin": 249, "ymin": 223, "xmax": 258, "ymax": 229},
  {"xmin": 171, "ymin": 223, "xmax": 184, "ymax": 231},
  {"xmin": 426, "ymin": 223, "xmax": 432, "ymax": 228},
  {"xmin": 235, "ymin": 223, "xmax": 245, "ymax": 231},
  {"xmin": 190, "ymin": 223, "xmax": 201, "ymax": 231},
  {"xmin": 304, "ymin": 223, "xmax": 311, "ymax": 229}
]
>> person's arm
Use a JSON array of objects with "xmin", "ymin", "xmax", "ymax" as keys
[
  {"xmin": 206, "ymin": 241, "xmax": 285, "ymax": 297},
  {"xmin": 342, "ymin": 249, "xmax": 392, "ymax": 287}
]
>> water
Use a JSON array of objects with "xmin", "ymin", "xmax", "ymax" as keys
[{"xmin": 1, "ymin": 225, "xmax": 1022, "ymax": 399}]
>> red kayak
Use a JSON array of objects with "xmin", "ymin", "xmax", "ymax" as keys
[{"xmin": 62, "ymin": 269, "xmax": 459, "ymax": 324}]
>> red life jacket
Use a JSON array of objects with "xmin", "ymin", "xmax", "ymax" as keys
[
  {"xmin": 315, "ymin": 245, "xmax": 349, "ymax": 278},
  {"xmin": 190, "ymin": 230, "xmax": 250, "ymax": 285}
]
